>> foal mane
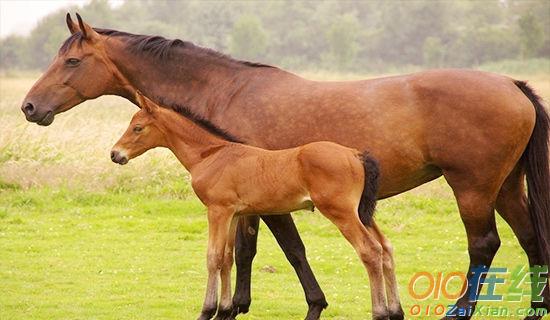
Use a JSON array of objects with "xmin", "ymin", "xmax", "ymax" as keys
[
  {"xmin": 156, "ymin": 97, "xmax": 242, "ymax": 144},
  {"xmin": 60, "ymin": 28, "xmax": 275, "ymax": 69}
]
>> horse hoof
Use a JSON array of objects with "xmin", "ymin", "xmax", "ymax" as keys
[
  {"xmin": 304, "ymin": 301, "xmax": 328, "ymax": 320},
  {"xmin": 230, "ymin": 303, "xmax": 249, "ymax": 316},
  {"xmin": 231, "ymin": 295, "xmax": 251, "ymax": 316}
]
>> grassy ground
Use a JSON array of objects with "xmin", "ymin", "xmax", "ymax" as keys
[{"xmin": 1, "ymin": 69, "xmax": 549, "ymax": 319}]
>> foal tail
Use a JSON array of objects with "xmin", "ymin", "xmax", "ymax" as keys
[
  {"xmin": 358, "ymin": 152, "xmax": 380, "ymax": 227},
  {"xmin": 515, "ymin": 80, "xmax": 550, "ymax": 269}
]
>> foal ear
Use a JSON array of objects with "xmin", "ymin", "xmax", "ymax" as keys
[
  {"xmin": 66, "ymin": 13, "xmax": 79, "ymax": 34},
  {"xmin": 75, "ymin": 13, "xmax": 99, "ymax": 41},
  {"xmin": 135, "ymin": 91, "xmax": 158, "ymax": 114}
]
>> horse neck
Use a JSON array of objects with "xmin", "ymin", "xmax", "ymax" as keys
[
  {"xmin": 106, "ymin": 38, "xmax": 250, "ymax": 116},
  {"xmin": 157, "ymin": 110, "xmax": 231, "ymax": 171}
]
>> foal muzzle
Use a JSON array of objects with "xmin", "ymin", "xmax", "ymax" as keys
[{"xmin": 110, "ymin": 150, "xmax": 128, "ymax": 165}]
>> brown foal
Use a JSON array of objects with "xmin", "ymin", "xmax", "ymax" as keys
[{"xmin": 110, "ymin": 92, "xmax": 393, "ymax": 320}]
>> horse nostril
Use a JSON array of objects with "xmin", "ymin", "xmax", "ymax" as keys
[{"xmin": 23, "ymin": 103, "xmax": 35, "ymax": 115}]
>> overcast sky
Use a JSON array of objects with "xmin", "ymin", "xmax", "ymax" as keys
[{"xmin": 0, "ymin": 0, "xmax": 122, "ymax": 38}]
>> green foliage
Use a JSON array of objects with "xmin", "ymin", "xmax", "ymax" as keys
[
  {"xmin": 423, "ymin": 37, "xmax": 445, "ymax": 67},
  {"xmin": 324, "ymin": 14, "xmax": 360, "ymax": 70},
  {"xmin": 0, "ymin": 0, "xmax": 549, "ymax": 72},
  {"xmin": 0, "ymin": 36, "xmax": 27, "ymax": 70},
  {"xmin": 518, "ymin": 12, "xmax": 543, "ymax": 58},
  {"xmin": 447, "ymin": 25, "xmax": 519, "ymax": 67},
  {"xmin": 229, "ymin": 14, "xmax": 268, "ymax": 61}
]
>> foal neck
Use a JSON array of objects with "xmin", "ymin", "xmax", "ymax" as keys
[{"xmin": 157, "ymin": 109, "xmax": 232, "ymax": 171}]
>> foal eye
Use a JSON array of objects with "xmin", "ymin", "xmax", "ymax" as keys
[
  {"xmin": 133, "ymin": 126, "xmax": 143, "ymax": 133},
  {"xmin": 65, "ymin": 58, "xmax": 81, "ymax": 67}
]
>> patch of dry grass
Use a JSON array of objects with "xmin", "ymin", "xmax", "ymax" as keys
[{"xmin": 0, "ymin": 76, "xmax": 186, "ymax": 191}]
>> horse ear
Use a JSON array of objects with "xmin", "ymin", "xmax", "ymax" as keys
[
  {"xmin": 75, "ymin": 13, "xmax": 99, "ymax": 41},
  {"xmin": 66, "ymin": 13, "xmax": 79, "ymax": 34}
]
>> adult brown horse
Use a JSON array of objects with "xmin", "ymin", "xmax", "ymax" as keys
[{"xmin": 22, "ymin": 14, "xmax": 549, "ymax": 320}]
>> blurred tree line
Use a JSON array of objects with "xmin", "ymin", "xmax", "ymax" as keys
[{"xmin": 1, "ymin": 0, "xmax": 548, "ymax": 72}]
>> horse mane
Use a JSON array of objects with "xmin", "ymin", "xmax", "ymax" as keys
[
  {"xmin": 155, "ymin": 96, "xmax": 242, "ymax": 144},
  {"xmin": 59, "ymin": 28, "xmax": 275, "ymax": 69},
  {"xmin": 59, "ymin": 28, "xmax": 263, "ymax": 144}
]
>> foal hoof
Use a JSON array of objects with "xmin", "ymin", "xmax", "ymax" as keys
[
  {"xmin": 214, "ymin": 307, "xmax": 235, "ymax": 320},
  {"xmin": 439, "ymin": 316, "xmax": 470, "ymax": 320},
  {"xmin": 389, "ymin": 311, "xmax": 404, "ymax": 320},
  {"xmin": 373, "ymin": 310, "xmax": 390, "ymax": 320},
  {"xmin": 197, "ymin": 307, "xmax": 217, "ymax": 320},
  {"xmin": 389, "ymin": 305, "xmax": 404, "ymax": 320}
]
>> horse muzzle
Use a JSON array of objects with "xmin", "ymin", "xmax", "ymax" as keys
[{"xmin": 21, "ymin": 101, "xmax": 55, "ymax": 126}]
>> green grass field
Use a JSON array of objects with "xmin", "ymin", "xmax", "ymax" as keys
[{"xmin": 1, "ymin": 69, "xmax": 549, "ymax": 319}]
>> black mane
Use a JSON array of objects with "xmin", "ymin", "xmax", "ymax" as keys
[
  {"xmin": 59, "ymin": 28, "xmax": 274, "ymax": 68},
  {"xmin": 59, "ymin": 28, "xmax": 262, "ymax": 144},
  {"xmin": 156, "ymin": 97, "xmax": 242, "ymax": 144}
]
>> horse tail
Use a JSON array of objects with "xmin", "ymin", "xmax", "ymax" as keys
[
  {"xmin": 515, "ymin": 80, "xmax": 550, "ymax": 269},
  {"xmin": 358, "ymin": 152, "xmax": 380, "ymax": 227}
]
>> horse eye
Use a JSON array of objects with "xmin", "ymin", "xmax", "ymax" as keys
[
  {"xmin": 65, "ymin": 58, "xmax": 81, "ymax": 67},
  {"xmin": 133, "ymin": 126, "xmax": 143, "ymax": 133}
]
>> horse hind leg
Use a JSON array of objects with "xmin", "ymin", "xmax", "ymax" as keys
[
  {"xmin": 231, "ymin": 215, "xmax": 260, "ymax": 317},
  {"xmin": 441, "ymin": 176, "xmax": 502, "ymax": 320},
  {"xmin": 496, "ymin": 166, "xmax": 549, "ymax": 320},
  {"xmin": 262, "ymin": 214, "xmax": 328, "ymax": 320}
]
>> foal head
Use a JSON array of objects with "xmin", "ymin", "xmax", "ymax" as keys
[{"xmin": 111, "ymin": 93, "xmax": 166, "ymax": 165}]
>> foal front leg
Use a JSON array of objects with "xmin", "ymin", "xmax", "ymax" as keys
[
  {"xmin": 198, "ymin": 206, "xmax": 234, "ymax": 320},
  {"xmin": 215, "ymin": 218, "xmax": 238, "ymax": 320}
]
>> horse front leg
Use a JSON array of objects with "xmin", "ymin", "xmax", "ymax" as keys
[
  {"xmin": 232, "ymin": 215, "xmax": 260, "ymax": 316},
  {"xmin": 262, "ymin": 214, "xmax": 328, "ymax": 320},
  {"xmin": 198, "ymin": 206, "xmax": 234, "ymax": 320}
]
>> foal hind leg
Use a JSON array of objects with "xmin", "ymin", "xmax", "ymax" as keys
[
  {"xmin": 442, "ymin": 179, "xmax": 501, "ymax": 320},
  {"xmin": 496, "ymin": 166, "xmax": 549, "ymax": 320},
  {"xmin": 316, "ymin": 204, "xmax": 388, "ymax": 319},
  {"xmin": 372, "ymin": 223, "xmax": 404, "ymax": 320}
]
